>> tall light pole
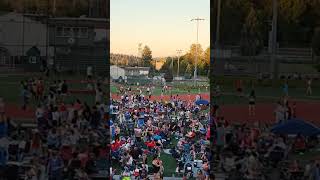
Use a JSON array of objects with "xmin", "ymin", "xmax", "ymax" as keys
[
  {"xmin": 53, "ymin": 0, "xmax": 56, "ymax": 16},
  {"xmin": 215, "ymin": 0, "xmax": 221, "ymax": 48},
  {"xmin": 138, "ymin": 43, "xmax": 142, "ymax": 66},
  {"xmin": 170, "ymin": 56, "xmax": 174, "ymax": 69},
  {"xmin": 270, "ymin": 0, "xmax": 278, "ymax": 84},
  {"xmin": 191, "ymin": 17, "xmax": 205, "ymax": 83},
  {"xmin": 176, "ymin": 49, "xmax": 183, "ymax": 77}
]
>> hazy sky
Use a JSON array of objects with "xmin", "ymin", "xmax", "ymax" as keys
[{"xmin": 111, "ymin": 0, "xmax": 210, "ymax": 57}]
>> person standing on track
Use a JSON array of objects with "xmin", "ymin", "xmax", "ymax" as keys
[
  {"xmin": 235, "ymin": 79, "xmax": 243, "ymax": 98},
  {"xmin": 283, "ymin": 80, "xmax": 289, "ymax": 96},
  {"xmin": 0, "ymin": 98, "xmax": 5, "ymax": 121},
  {"xmin": 248, "ymin": 90, "xmax": 256, "ymax": 116},
  {"xmin": 306, "ymin": 78, "xmax": 312, "ymax": 96},
  {"xmin": 21, "ymin": 85, "xmax": 30, "ymax": 110}
]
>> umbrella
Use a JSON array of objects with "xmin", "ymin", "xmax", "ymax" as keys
[
  {"xmin": 271, "ymin": 119, "xmax": 320, "ymax": 136},
  {"xmin": 195, "ymin": 99, "xmax": 209, "ymax": 106},
  {"xmin": 153, "ymin": 135, "xmax": 162, "ymax": 141}
]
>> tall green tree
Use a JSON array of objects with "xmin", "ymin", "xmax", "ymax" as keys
[
  {"xmin": 141, "ymin": 45, "xmax": 153, "ymax": 67},
  {"xmin": 279, "ymin": 0, "xmax": 306, "ymax": 23},
  {"xmin": 185, "ymin": 44, "xmax": 204, "ymax": 65},
  {"xmin": 240, "ymin": 6, "xmax": 263, "ymax": 56}
]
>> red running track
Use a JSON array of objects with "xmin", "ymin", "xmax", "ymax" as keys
[
  {"xmin": 4, "ymin": 93, "xmax": 210, "ymax": 120},
  {"xmin": 5, "ymin": 94, "xmax": 320, "ymax": 126},
  {"xmin": 219, "ymin": 101, "xmax": 320, "ymax": 126}
]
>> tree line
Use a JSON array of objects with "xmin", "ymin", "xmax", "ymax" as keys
[
  {"xmin": 111, "ymin": 44, "xmax": 210, "ymax": 78},
  {"xmin": 212, "ymin": 0, "xmax": 320, "ymax": 56},
  {"xmin": 0, "ymin": 0, "xmax": 106, "ymax": 17},
  {"xmin": 159, "ymin": 44, "xmax": 210, "ymax": 77}
]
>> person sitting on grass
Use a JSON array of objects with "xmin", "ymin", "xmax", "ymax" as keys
[
  {"xmin": 152, "ymin": 156, "xmax": 162, "ymax": 180},
  {"xmin": 293, "ymin": 134, "xmax": 306, "ymax": 153}
]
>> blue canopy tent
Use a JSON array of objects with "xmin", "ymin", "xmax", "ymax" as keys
[
  {"xmin": 271, "ymin": 119, "xmax": 320, "ymax": 136},
  {"xmin": 195, "ymin": 99, "xmax": 209, "ymax": 106}
]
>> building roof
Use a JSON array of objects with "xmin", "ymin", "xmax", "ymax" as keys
[{"xmin": 123, "ymin": 67, "xmax": 150, "ymax": 71}]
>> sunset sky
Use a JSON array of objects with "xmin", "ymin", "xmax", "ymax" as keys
[{"xmin": 111, "ymin": 0, "xmax": 210, "ymax": 57}]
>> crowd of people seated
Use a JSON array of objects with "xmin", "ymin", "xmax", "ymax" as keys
[
  {"xmin": 212, "ymin": 105, "xmax": 320, "ymax": 180},
  {"xmin": 0, "ymin": 76, "xmax": 110, "ymax": 180},
  {"xmin": 110, "ymin": 85, "xmax": 211, "ymax": 179}
]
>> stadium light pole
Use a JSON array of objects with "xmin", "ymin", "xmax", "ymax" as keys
[
  {"xmin": 176, "ymin": 49, "xmax": 183, "ymax": 77},
  {"xmin": 215, "ymin": 0, "xmax": 221, "ymax": 48},
  {"xmin": 191, "ymin": 17, "xmax": 205, "ymax": 84},
  {"xmin": 270, "ymin": 0, "xmax": 278, "ymax": 84},
  {"xmin": 138, "ymin": 43, "xmax": 142, "ymax": 66}
]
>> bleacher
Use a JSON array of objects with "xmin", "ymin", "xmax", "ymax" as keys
[
  {"xmin": 56, "ymin": 54, "xmax": 107, "ymax": 75},
  {"xmin": 226, "ymin": 46, "xmax": 314, "ymax": 63}
]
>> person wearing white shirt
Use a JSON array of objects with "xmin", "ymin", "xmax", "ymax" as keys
[
  {"xmin": 0, "ymin": 137, "xmax": 9, "ymax": 166},
  {"xmin": 87, "ymin": 66, "xmax": 93, "ymax": 79},
  {"xmin": 35, "ymin": 105, "xmax": 44, "ymax": 123},
  {"xmin": 52, "ymin": 108, "xmax": 60, "ymax": 125},
  {"xmin": 95, "ymin": 88, "xmax": 103, "ymax": 104}
]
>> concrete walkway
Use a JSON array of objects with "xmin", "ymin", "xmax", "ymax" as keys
[{"xmin": 113, "ymin": 173, "xmax": 227, "ymax": 180}]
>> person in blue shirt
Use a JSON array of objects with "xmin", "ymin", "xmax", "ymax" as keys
[
  {"xmin": 283, "ymin": 81, "xmax": 289, "ymax": 96},
  {"xmin": 21, "ymin": 87, "xmax": 30, "ymax": 110},
  {"xmin": 47, "ymin": 128, "xmax": 59, "ymax": 149},
  {"xmin": 47, "ymin": 151, "xmax": 64, "ymax": 180},
  {"xmin": 0, "ymin": 118, "xmax": 7, "ymax": 138}
]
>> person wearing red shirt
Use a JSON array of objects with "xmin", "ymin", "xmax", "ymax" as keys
[
  {"xmin": 206, "ymin": 127, "xmax": 210, "ymax": 140},
  {"xmin": 146, "ymin": 140, "xmax": 156, "ymax": 149},
  {"xmin": 293, "ymin": 134, "xmax": 306, "ymax": 152},
  {"xmin": 60, "ymin": 145, "xmax": 73, "ymax": 164},
  {"xmin": 74, "ymin": 99, "xmax": 82, "ymax": 111},
  {"xmin": 36, "ymin": 79, "xmax": 44, "ymax": 100},
  {"xmin": 59, "ymin": 103, "xmax": 68, "ymax": 122},
  {"xmin": 235, "ymin": 79, "xmax": 243, "ymax": 97}
]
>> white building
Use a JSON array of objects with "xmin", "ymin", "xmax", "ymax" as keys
[
  {"xmin": 124, "ymin": 67, "xmax": 150, "ymax": 77},
  {"xmin": 110, "ymin": 65, "xmax": 125, "ymax": 80}
]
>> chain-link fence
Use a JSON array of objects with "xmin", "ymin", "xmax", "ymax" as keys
[{"xmin": 0, "ymin": 0, "xmax": 109, "ymax": 75}]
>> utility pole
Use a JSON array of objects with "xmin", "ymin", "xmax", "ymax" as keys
[
  {"xmin": 191, "ymin": 17, "xmax": 205, "ymax": 84},
  {"xmin": 138, "ymin": 43, "xmax": 142, "ymax": 66},
  {"xmin": 53, "ymin": 0, "xmax": 56, "ymax": 16},
  {"xmin": 176, "ymin": 49, "xmax": 183, "ymax": 77},
  {"xmin": 215, "ymin": 0, "xmax": 221, "ymax": 48},
  {"xmin": 270, "ymin": 0, "xmax": 278, "ymax": 84},
  {"xmin": 170, "ymin": 56, "xmax": 174, "ymax": 70}
]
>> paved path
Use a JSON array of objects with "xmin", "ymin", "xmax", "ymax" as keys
[
  {"xmin": 113, "ymin": 175, "xmax": 226, "ymax": 180},
  {"xmin": 219, "ymin": 101, "xmax": 320, "ymax": 125}
]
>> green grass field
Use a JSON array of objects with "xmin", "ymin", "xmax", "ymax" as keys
[
  {"xmin": 212, "ymin": 75, "xmax": 320, "ymax": 105},
  {"xmin": 0, "ymin": 73, "xmax": 209, "ymax": 107},
  {"xmin": 0, "ymin": 73, "xmax": 98, "ymax": 106}
]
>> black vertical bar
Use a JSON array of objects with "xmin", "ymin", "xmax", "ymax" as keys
[
  {"xmin": 106, "ymin": 0, "xmax": 110, "ymax": 178},
  {"xmin": 46, "ymin": 0, "xmax": 49, "ymax": 70},
  {"xmin": 22, "ymin": 0, "xmax": 25, "ymax": 65}
]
